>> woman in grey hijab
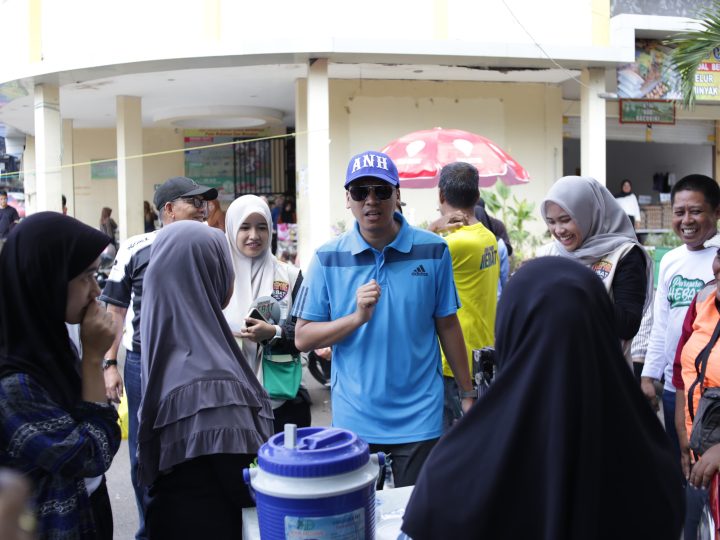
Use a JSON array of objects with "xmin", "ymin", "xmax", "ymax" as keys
[
  {"xmin": 539, "ymin": 176, "xmax": 652, "ymax": 351},
  {"xmin": 137, "ymin": 221, "xmax": 273, "ymax": 539}
]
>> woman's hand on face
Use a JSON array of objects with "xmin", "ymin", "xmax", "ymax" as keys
[
  {"xmin": 690, "ymin": 443, "xmax": 720, "ymax": 489},
  {"xmin": 240, "ymin": 317, "xmax": 276, "ymax": 343},
  {"xmin": 79, "ymin": 301, "xmax": 115, "ymax": 360}
]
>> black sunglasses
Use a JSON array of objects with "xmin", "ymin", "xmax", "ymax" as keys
[
  {"xmin": 347, "ymin": 185, "xmax": 395, "ymax": 202},
  {"xmin": 174, "ymin": 197, "xmax": 207, "ymax": 209}
]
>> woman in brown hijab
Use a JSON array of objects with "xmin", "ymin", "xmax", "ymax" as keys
[{"xmin": 207, "ymin": 199, "xmax": 226, "ymax": 232}]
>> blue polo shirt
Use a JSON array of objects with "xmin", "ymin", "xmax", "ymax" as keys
[{"xmin": 293, "ymin": 213, "xmax": 460, "ymax": 444}]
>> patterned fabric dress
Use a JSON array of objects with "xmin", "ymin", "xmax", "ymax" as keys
[{"xmin": 0, "ymin": 373, "xmax": 120, "ymax": 540}]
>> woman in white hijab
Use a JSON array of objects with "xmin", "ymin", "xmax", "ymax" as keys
[
  {"xmin": 223, "ymin": 195, "xmax": 311, "ymax": 433},
  {"xmin": 539, "ymin": 176, "xmax": 653, "ymax": 355}
]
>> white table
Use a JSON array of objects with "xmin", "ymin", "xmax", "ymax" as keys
[{"xmin": 242, "ymin": 485, "xmax": 414, "ymax": 539}]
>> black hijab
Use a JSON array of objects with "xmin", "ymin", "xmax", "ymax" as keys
[
  {"xmin": 615, "ymin": 179, "xmax": 634, "ymax": 198},
  {"xmin": 0, "ymin": 212, "xmax": 110, "ymax": 409},
  {"xmin": 402, "ymin": 257, "xmax": 684, "ymax": 540}
]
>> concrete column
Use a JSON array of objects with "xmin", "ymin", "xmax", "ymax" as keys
[
  {"xmin": 580, "ymin": 68, "xmax": 607, "ymax": 184},
  {"xmin": 116, "ymin": 95, "xmax": 144, "ymax": 241},
  {"xmin": 61, "ymin": 119, "xmax": 74, "ymax": 216},
  {"xmin": 23, "ymin": 136, "xmax": 36, "ymax": 215},
  {"xmin": 295, "ymin": 78, "xmax": 311, "ymax": 267},
  {"xmin": 34, "ymin": 84, "xmax": 63, "ymax": 212},
  {"xmin": 304, "ymin": 58, "xmax": 331, "ymax": 260}
]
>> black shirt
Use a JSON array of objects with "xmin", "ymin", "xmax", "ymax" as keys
[{"xmin": 0, "ymin": 206, "xmax": 19, "ymax": 239}]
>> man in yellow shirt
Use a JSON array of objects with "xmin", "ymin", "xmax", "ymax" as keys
[{"xmin": 429, "ymin": 162, "xmax": 499, "ymax": 430}]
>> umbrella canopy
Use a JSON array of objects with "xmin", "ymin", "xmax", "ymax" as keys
[{"xmin": 380, "ymin": 127, "xmax": 531, "ymax": 189}]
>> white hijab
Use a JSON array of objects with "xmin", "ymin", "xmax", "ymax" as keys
[{"xmin": 223, "ymin": 195, "xmax": 275, "ymax": 368}]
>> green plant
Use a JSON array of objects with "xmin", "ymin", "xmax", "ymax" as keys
[
  {"xmin": 669, "ymin": 2, "xmax": 720, "ymax": 108},
  {"xmin": 642, "ymin": 231, "xmax": 682, "ymax": 248},
  {"xmin": 480, "ymin": 183, "xmax": 544, "ymax": 269},
  {"xmin": 331, "ymin": 220, "xmax": 347, "ymax": 237}
]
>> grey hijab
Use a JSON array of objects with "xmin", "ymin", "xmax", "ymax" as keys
[
  {"xmin": 137, "ymin": 221, "xmax": 273, "ymax": 487},
  {"xmin": 541, "ymin": 176, "xmax": 640, "ymax": 265}
]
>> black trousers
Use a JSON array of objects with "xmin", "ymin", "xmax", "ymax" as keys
[
  {"xmin": 368, "ymin": 438, "xmax": 439, "ymax": 488},
  {"xmin": 145, "ymin": 454, "xmax": 255, "ymax": 540},
  {"xmin": 272, "ymin": 388, "xmax": 312, "ymax": 434},
  {"xmin": 89, "ymin": 476, "xmax": 113, "ymax": 540}
]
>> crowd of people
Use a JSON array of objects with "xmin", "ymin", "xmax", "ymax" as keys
[{"xmin": 1, "ymin": 150, "xmax": 718, "ymax": 539}]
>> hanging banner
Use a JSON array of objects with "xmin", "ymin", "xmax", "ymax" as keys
[
  {"xmin": 619, "ymin": 99, "xmax": 676, "ymax": 124},
  {"xmin": 183, "ymin": 128, "xmax": 274, "ymax": 199},
  {"xmin": 90, "ymin": 159, "xmax": 117, "ymax": 180},
  {"xmin": 693, "ymin": 50, "xmax": 720, "ymax": 100},
  {"xmin": 617, "ymin": 40, "xmax": 720, "ymax": 102}
]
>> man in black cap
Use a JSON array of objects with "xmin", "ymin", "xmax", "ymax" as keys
[{"xmin": 99, "ymin": 176, "xmax": 216, "ymax": 540}]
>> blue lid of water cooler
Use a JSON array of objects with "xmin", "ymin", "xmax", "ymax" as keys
[{"xmin": 258, "ymin": 426, "xmax": 369, "ymax": 478}]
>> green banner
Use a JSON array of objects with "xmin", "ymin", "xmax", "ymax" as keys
[
  {"xmin": 619, "ymin": 100, "xmax": 675, "ymax": 125},
  {"xmin": 90, "ymin": 159, "xmax": 117, "ymax": 180}
]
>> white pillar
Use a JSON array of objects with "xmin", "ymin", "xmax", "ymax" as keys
[
  {"xmin": 116, "ymin": 96, "xmax": 144, "ymax": 241},
  {"xmin": 34, "ymin": 84, "xmax": 63, "ymax": 212},
  {"xmin": 61, "ymin": 119, "xmax": 75, "ymax": 216},
  {"xmin": 305, "ymin": 58, "xmax": 331, "ymax": 258},
  {"xmin": 295, "ymin": 79, "xmax": 311, "ymax": 268},
  {"xmin": 580, "ymin": 68, "xmax": 607, "ymax": 184},
  {"xmin": 23, "ymin": 136, "xmax": 36, "ymax": 216}
]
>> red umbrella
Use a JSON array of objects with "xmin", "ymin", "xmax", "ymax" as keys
[{"xmin": 380, "ymin": 127, "xmax": 531, "ymax": 189}]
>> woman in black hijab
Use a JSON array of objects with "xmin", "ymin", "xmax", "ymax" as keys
[
  {"xmin": 0, "ymin": 212, "xmax": 121, "ymax": 539},
  {"xmin": 401, "ymin": 257, "xmax": 684, "ymax": 540}
]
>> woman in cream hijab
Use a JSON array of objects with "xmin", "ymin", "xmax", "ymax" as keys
[
  {"xmin": 223, "ymin": 195, "xmax": 311, "ymax": 433},
  {"xmin": 539, "ymin": 176, "xmax": 652, "ymax": 349}
]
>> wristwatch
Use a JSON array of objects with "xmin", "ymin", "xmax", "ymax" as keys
[
  {"xmin": 102, "ymin": 359, "xmax": 118, "ymax": 370},
  {"xmin": 458, "ymin": 387, "xmax": 477, "ymax": 399},
  {"xmin": 268, "ymin": 325, "xmax": 283, "ymax": 346}
]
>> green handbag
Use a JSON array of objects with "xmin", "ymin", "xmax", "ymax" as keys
[{"xmin": 262, "ymin": 351, "xmax": 302, "ymax": 400}]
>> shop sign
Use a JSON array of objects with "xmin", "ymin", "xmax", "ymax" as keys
[
  {"xmin": 619, "ymin": 99, "xmax": 675, "ymax": 125},
  {"xmin": 617, "ymin": 40, "xmax": 720, "ymax": 102},
  {"xmin": 694, "ymin": 50, "xmax": 720, "ymax": 100}
]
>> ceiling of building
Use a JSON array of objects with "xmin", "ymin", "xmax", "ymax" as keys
[{"xmin": 0, "ymin": 61, "xmax": 581, "ymax": 140}]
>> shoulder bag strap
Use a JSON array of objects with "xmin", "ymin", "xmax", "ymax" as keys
[{"xmin": 687, "ymin": 308, "xmax": 720, "ymax": 421}]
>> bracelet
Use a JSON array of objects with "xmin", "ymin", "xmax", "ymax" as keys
[
  {"xmin": 102, "ymin": 359, "xmax": 118, "ymax": 370},
  {"xmin": 458, "ymin": 388, "xmax": 477, "ymax": 399}
]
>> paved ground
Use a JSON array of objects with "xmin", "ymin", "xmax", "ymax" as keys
[{"xmin": 105, "ymin": 365, "xmax": 331, "ymax": 539}]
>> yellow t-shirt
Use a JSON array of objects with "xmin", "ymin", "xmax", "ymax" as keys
[{"xmin": 442, "ymin": 222, "xmax": 499, "ymax": 377}]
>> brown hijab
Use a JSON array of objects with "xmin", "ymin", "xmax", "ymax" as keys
[{"xmin": 207, "ymin": 199, "xmax": 226, "ymax": 232}]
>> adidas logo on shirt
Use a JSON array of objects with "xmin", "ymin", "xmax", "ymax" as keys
[{"xmin": 411, "ymin": 264, "xmax": 428, "ymax": 277}]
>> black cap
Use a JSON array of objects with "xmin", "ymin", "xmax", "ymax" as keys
[{"xmin": 153, "ymin": 176, "xmax": 218, "ymax": 210}]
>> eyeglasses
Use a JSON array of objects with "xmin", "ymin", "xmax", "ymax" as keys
[
  {"xmin": 175, "ymin": 197, "xmax": 207, "ymax": 209},
  {"xmin": 347, "ymin": 185, "xmax": 394, "ymax": 202}
]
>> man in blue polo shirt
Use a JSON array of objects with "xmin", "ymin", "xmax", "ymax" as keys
[{"xmin": 294, "ymin": 151, "xmax": 475, "ymax": 487}]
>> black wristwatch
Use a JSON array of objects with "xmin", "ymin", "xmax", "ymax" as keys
[{"xmin": 102, "ymin": 359, "xmax": 118, "ymax": 370}]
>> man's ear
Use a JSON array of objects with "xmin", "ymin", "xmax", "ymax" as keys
[
  {"xmin": 438, "ymin": 189, "xmax": 445, "ymax": 205},
  {"xmin": 345, "ymin": 190, "xmax": 351, "ymax": 209}
]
